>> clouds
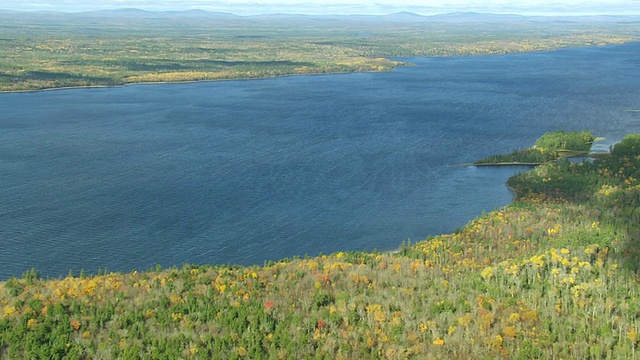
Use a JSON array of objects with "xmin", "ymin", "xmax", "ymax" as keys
[{"xmin": 1, "ymin": 0, "xmax": 639, "ymax": 15}]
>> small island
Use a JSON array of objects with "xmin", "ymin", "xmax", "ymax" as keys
[{"xmin": 473, "ymin": 130, "xmax": 596, "ymax": 166}]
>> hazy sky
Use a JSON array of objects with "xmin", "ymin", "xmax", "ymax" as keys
[{"xmin": 1, "ymin": 0, "xmax": 640, "ymax": 15}]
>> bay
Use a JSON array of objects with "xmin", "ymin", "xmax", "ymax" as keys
[{"xmin": 0, "ymin": 42, "xmax": 638, "ymax": 279}]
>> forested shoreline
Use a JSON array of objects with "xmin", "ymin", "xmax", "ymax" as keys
[
  {"xmin": 2, "ymin": 132, "xmax": 640, "ymax": 358},
  {"xmin": 1, "ymin": 10, "xmax": 638, "ymax": 92}
]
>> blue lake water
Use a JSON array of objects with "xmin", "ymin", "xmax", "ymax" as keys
[{"xmin": 1, "ymin": 42, "xmax": 639, "ymax": 279}]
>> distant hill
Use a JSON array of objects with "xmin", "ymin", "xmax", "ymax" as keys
[
  {"xmin": 80, "ymin": 8, "xmax": 242, "ymax": 20},
  {"xmin": 428, "ymin": 11, "xmax": 528, "ymax": 23},
  {"xmin": 1, "ymin": 9, "xmax": 639, "ymax": 25}
]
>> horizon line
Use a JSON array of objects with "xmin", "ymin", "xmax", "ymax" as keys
[{"xmin": 1, "ymin": 7, "xmax": 640, "ymax": 17}]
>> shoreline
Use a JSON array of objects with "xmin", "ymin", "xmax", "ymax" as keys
[
  {"xmin": 0, "ymin": 66, "xmax": 407, "ymax": 95},
  {"xmin": 3, "ymin": 39, "xmax": 639, "ymax": 95},
  {"xmin": 389, "ymin": 163, "xmax": 532, "ymax": 256},
  {"xmin": 387, "ymin": 181, "xmax": 522, "ymax": 257},
  {"xmin": 451, "ymin": 162, "xmax": 542, "ymax": 167}
]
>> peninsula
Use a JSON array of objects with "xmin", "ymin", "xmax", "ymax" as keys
[{"xmin": 473, "ymin": 130, "xmax": 596, "ymax": 166}]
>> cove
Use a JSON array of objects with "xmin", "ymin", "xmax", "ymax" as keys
[{"xmin": 0, "ymin": 42, "xmax": 639, "ymax": 279}]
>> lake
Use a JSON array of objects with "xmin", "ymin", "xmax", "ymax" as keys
[{"xmin": 1, "ymin": 42, "xmax": 639, "ymax": 279}]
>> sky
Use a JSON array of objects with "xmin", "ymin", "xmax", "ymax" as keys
[{"xmin": 1, "ymin": 0, "xmax": 640, "ymax": 16}]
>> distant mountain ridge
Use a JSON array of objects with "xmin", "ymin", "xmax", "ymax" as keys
[
  {"xmin": 2, "ymin": 8, "xmax": 639, "ymax": 23},
  {"xmin": 80, "ymin": 8, "xmax": 243, "ymax": 19}
]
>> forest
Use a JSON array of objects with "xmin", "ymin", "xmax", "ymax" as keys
[
  {"xmin": 0, "ymin": 10, "xmax": 639, "ymax": 91},
  {"xmin": 1, "ymin": 132, "xmax": 640, "ymax": 358}
]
